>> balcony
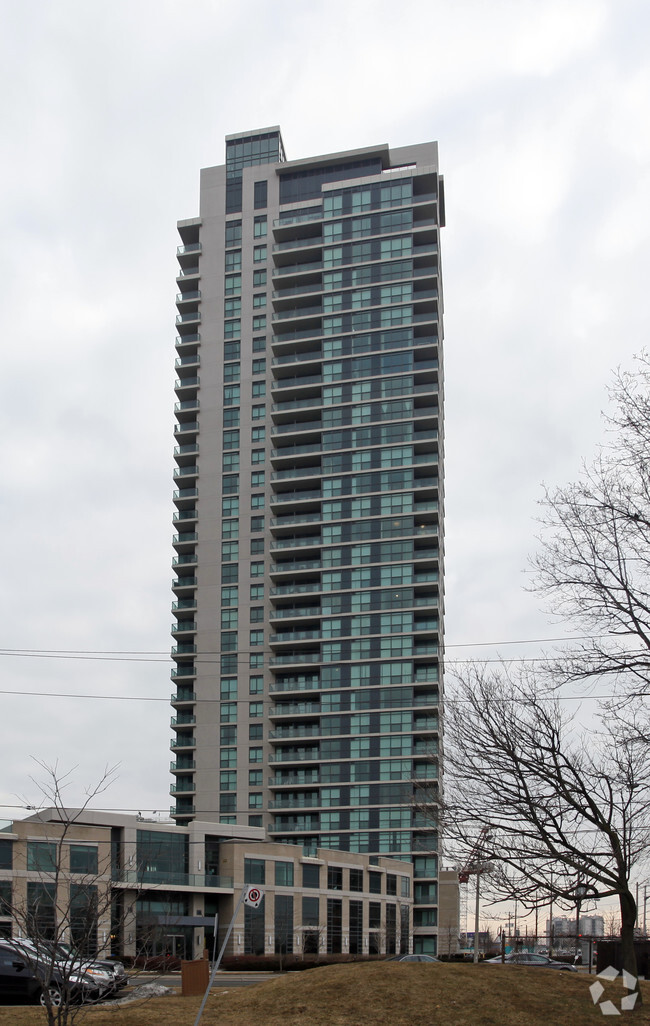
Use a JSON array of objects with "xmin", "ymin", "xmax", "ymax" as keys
[
  {"xmin": 171, "ymin": 622, "xmax": 197, "ymax": 635},
  {"xmin": 174, "ymin": 375, "xmax": 200, "ymax": 392},
  {"xmin": 172, "ymin": 598, "xmax": 198, "ymax": 611},
  {"xmin": 177, "ymin": 243, "xmax": 202, "ymax": 256},
  {"xmin": 172, "ymin": 509, "xmax": 197, "ymax": 524},
  {"xmin": 172, "ymin": 575, "xmax": 198, "ymax": 589},
  {"xmin": 171, "ymin": 644, "xmax": 197, "ymax": 658},
  {"xmin": 173, "ymin": 466, "xmax": 198, "ymax": 480},
  {"xmin": 170, "ymin": 714, "xmax": 197, "ymax": 727},
  {"xmin": 170, "ymin": 759, "xmax": 196, "ymax": 772},
  {"xmin": 171, "ymin": 690, "xmax": 197, "ymax": 704},
  {"xmin": 175, "ymin": 312, "xmax": 201, "ymax": 325},
  {"xmin": 172, "ymin": 553, "xmax": 197, "ymax": 568},
  {"xmin": 169, "ymin": 780, "xmax": 196, "ymax": 793},
  {"xmin": 170, "ymin": 736, "xmax": 196, "ymax": 750},
  {"xmin": 269, "ymin": 725, "xmax": 321, "ymax": 740},
  {"xmin": 113, "ymin": 869, "xmax": 232, "ymax": 889},
  {"xmin": 176, "ymin": 290, "xmax": 201, "ymax": 304},
  {"xmin": 170, "ymin": 665, "xmax": 196, "ymax": 678}
]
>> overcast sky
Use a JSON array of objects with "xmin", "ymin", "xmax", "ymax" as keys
[{"xmin": 1, "ymin": 0, "xmax": 649, "ymax": 896}]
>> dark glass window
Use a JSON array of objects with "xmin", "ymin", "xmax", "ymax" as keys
[
  {"xmin": 27, "ymin": 842, "xmax": 57, "ymax": 872},
  {"xmin": 70, "ymin": 845, "xmax": 98, "ymax": 875},
  {"xmin": 302, "ymin": 863, "xmax": 320, "ymax": 888},
  {"xmin": 349, "ymin": 867, "xmax": 363, "ymax": 892},
  {"xmin": 369, "ymin": 901, "xmax": 381, "ymax": 929},
  {"xmin": 326, "ymin": 898, "xmax": 342, "ymax": 953},
  {"xmin": 302, "ymin": 895, "xmax": 319, "ymax": 925},
  {"xmin": 327, "ymin": 866, "xmax": 343, "ymax": 890},
  {"xmin": 275, "ymin": 861, "xmax": 294, "ymax": 887},
  {"xmin": 244, "ymin": 858, "xmax": 265, "ymax": 884},
  {"xmin": 254, "ymin": 181, "xmax": 268, "ymax": 209},
  {"xmin": 386, "ymin": 874, "xmax": 397, "ymax": 896},
  {"xmin": 225, "ymin": 220, "xmax": 242, "ymax": 247},
  {"xmin": 368, "ymin": 871, "xmax": 382, "ymax": 894},
  {"xmin": 349, "ymin": 899, "xmax": 363, "ymax": 954},
  {"xmin": 0, "ymin": 840, "xmax": 12, "ymax": 870}
]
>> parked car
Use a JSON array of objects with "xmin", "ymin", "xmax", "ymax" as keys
[
  {"xmin": 484, "ymin": 952, "xmax": 577, "ymax": 971},
  {"xmin": 385, "ymin": 954, "xmax": 440, "ymax": 962},
  {"xmin": 0, "ymin": 942, "xmax": 103, "ymax": 1006},
  {"xmin": 11, "ymin": 939, "xmax": 126, "ymax": 996}
]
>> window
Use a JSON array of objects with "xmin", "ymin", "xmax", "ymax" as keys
[
  {"xmin": 368, "ymin": 871, "xmax": 382, "ymax": 894},
  {"xmin": 249, "ymin": 674, "xmax": 263, "ymax": 693},
  {"xmin": 222, "ymin": 519, "xmax": 239, "ymax": 540},
  {"xmin": 327, "ymin": 867, "xmax": 343, "ymax": 890},
  {"xmin": 224, "ymin": 362, "xmax": 240, "ymax": 383},
  {"xmin": 220, "ymin": 676, "xmax": 237, "ymax": 699},
  {"xmin": 253, "ymin": 245, "xmax": 267, "ymax": 262},
  {"xmin": 224, "ymin": 342, "xmax": 241, "ymax": 363},
  {"xmin": 220, "ymin": 793, "xmax": 236, "ymax": 812},
  {"xmin": 224, "ymin": 298, "xmax": 241, "ymax": 317},
  {"xmin": 251, "ymin": 470, "xmax": 265, "ymax": 487},
  {"xmin": 221, "ymin": 725, "xmax": 237, "ymax": 745},
  {"xmin": 221, "ymin": 564, "xmax": 239, "ymax": 585},
  {"xmin": 252, "ymin": 360, "xmax": 266, "ymax": 376},
  {"xmin": 69, "ymin": 845, "xmax": 98, "ymax": 874},
  {"xmin": 225, "ymin": 250, "xmax": 242, "ymax": 271},
  {"xmin": 223, "ymin": 429, "xmax": 240, "ymax": 450},
  {"xmin": 251, "ymin": 538, "xmax": 264, "ymax": 555},
  {"xmin": 221, "ymin": 631, "xmax": 237, "ymax": 652},
  {"xmin": 225, "ymin": 273, "xmax": 242, "ymax": 295},
  {"xmin": 253, "ymin": 336, "xmax": 266, "ymax": 352},
  {"xmin": 221, "ymin": 541, "xmax": 239, "ymax": 561},
  {"xmin": 254, "ymin": 181, "xmax": 267, "ymax": 209},
  {"xmin": 252, "ymin": 425, "xmax": 266, "ymax": 442},
  {"xmin": 252, "ymin": 404, "xmax": 266, "ymax": 420},
  {"xmin": 249, "ymin": 652, "xmax": 264, "ymax": 668},
  {"xmin": 302, "ymin": 863, "xmax": 320, "ymax": 888},
  {"xmin": 250, "ymin": 631, "xmax": 264, "ymax": 647},
  {"xmin": 253, "ymin": 216, "xmax": 267, "ymax": 238},
  {"xmin": 251, "ymin": 515, "xmax": 265, "ymax": 532},
  {"xmin": 252, "ymin": 315, "xmax": 266, "ymax": 331},
  {"xmin": 221, "ymin": 608, "xmax": 238, "ymax": 629},
  {"xmin": 249, "ymin": 769, "xmax": 263, "ymax": 787},
  {"xmin": 222, "ymin": 453, "xmax": 239, "ymax": 473},
  {"xmin": 224, "ymin": 319, "xmax": 240, "ymax": 339},
  {"xmin": 223, "ymin": 407, "xmax": 240, "ymax": 428},
  {"xmin": 249, "ymin": 793, "xmax": 263, "ymax": 809},
  {"xmin": 225, "ymin": 220, "xmax": 242, "ymax": 247},
  {"xmin": 222, "ymin": 474, "xmax": 239, "ymax": 495},
  {"xmin": 250, "ymin": 584, "xmax": 264, "ymax": 600},
  {"xmin": 249, "ymin": 747, "xmax": 263, "ymax": 762},
  {"xmin": 0, "ymin": 840, "xmax": 12, "ymax": 870},
  {"xmin": 249, "ymin": 701, "xmax": 263, "ymax": 717},
  {"xmin": 251, "ymin": 561, "xmax": 265, "ymax": 576},
  {"xmin": 249, "ymin": 723, "xmax": 263, "ymax": 739},
  {"xmin": 275, "ymin": 861, "xmax": 294, "ymax": 887},
  {"xmin": 250, "ymin": 606, "xmax": 264, "ymax": 623},
  {"xmin": 386, "ymin": 874, "xmax": 397, "ymax": 896},
  {"xmin": 249, "ymin": 815, "xmax": 263, "ymax": 827},
  {"xmin": 252, "ymin": 382, "xmax": 266, "ymax": 399},
  {"xmin": 349, "ymin": 868, "xmax": 363, "ymax": 892},
  {"xmin": 253, "ymin": 270, "xmax": 267, "ymax": 287},
  {"xmin": 222, "ymin": 497, "xmax": 239, "ymax": 517},
  {"xmin": 220, "ymin": 770, "xmax": 237, "ymax": 790},
  {"xmin": 223, "ymin": 385, "xmax": 240, "ymax": 406},
  {"xmin": 27, "ymin": 842, "xmax": 57, "ymax": 872},
  {"xmin": 253, "ymin": 293, "xmax": 267, "ymax": 308}
]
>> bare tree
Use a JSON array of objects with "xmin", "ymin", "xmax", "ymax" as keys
[
  {"xmin": 533, "ymin": 353, "xmax": 650, "ymax": 704},
  {"xmin": 442, "ymin": 664, "xmax": 650, "ymax": 987},
  {"xmin": 4, "ymin": 762, "xmax": 129, "ymax": 1026}
]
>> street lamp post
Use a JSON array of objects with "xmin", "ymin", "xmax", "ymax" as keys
[{"xmin": 575, "ymin": 880, "xmax": 589, "ymax": 964}]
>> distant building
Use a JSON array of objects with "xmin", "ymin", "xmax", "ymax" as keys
[{"xmin": 545, "ymin": 915, "xmax": 604, "ymax": 939}]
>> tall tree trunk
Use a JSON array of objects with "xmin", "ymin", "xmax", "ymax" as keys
[{"xmin": 619, "ymin": 889, "xmax": 641, "ymax": 1003}]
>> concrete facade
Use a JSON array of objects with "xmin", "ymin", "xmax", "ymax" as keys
[
  {"xmin": 171, "ymin": 128, "xmax": 444, "ymax": 952},
  {"xmin": 0, "ymin": 810, "xmax": 414, "ymax": 961}
]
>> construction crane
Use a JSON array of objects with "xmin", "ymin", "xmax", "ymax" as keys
[{"xmin": 458, "ymin": 826, "xmax": 493, "ymax": 962}]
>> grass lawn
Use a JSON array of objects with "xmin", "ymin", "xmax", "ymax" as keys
[{"xmin": 3, "ymin": 961, "xmax": 650, "ymax": 1026}]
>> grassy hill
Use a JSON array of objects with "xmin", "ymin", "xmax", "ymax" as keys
[{"xmin": 7, "ymin": 960, "xmax": 650, "ymax": 1025}]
